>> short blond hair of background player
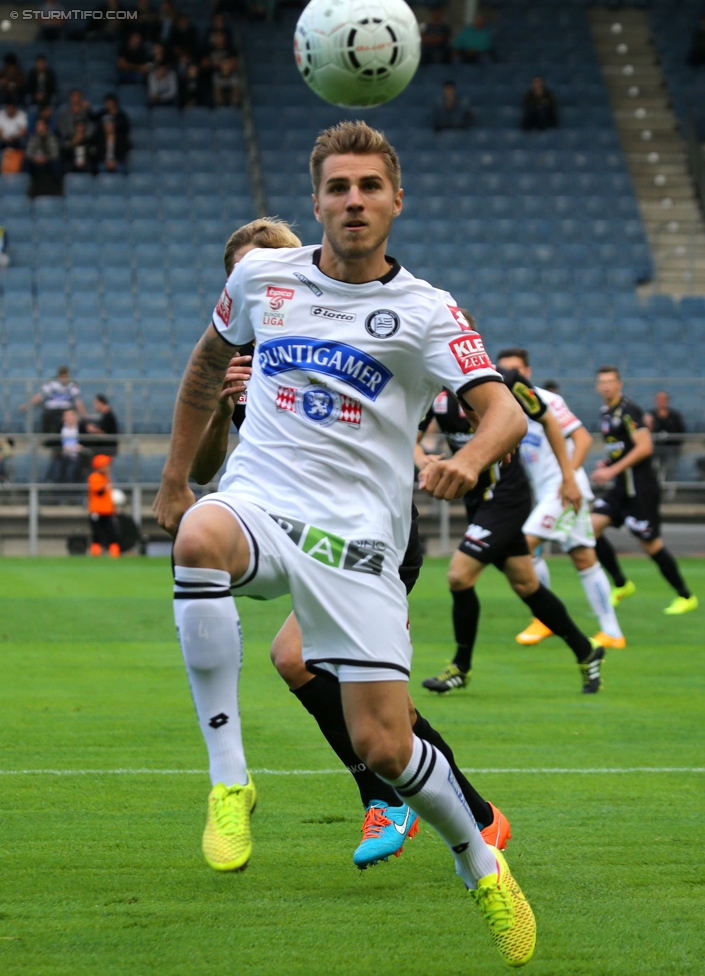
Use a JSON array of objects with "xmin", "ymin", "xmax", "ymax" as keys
[{"xmin": 223, "ymin": 218, "xmax": 302, "ymax": 275}]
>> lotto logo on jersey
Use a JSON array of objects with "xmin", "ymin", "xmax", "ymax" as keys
[
  {"xmin": 448, "ymin": 333, "xmax": 493, "ymax": 374},
  {"xmin": 267, "ymin": 286, "xmax": 295, "ymax": 310},
  {"xmin": 448, "ymin": 305, "xmax": 472, "ymax": 331},
  {"xmin": 216, "ymin": 288, "xmax": 232, "ymax": 326}
]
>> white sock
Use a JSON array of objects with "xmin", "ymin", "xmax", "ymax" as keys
[
  {"xmin": 383, "ymin": 736, "xmax": 497, "ymax": 888},
  {"xmin": 173, "ymin": 566, "xmax": 247, "ymax": 787},
  {"xmin": 579, "ymin": 562, "xmax": 623, "ymax": 638},
  {"xmin": 533, "ymin": 554, "xmax": 551, "ymax": 589}
]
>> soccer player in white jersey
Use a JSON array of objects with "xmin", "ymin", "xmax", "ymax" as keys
[
  {"xmin": 190, "ymin": 217, "xmax": 513, "ymax": 871},
  {"xmin": 155, "ymin": 122, "xmax": 536, "ymax": 967},
  {"xmin": 497, "ymin": 350, "xmax": 625, "ymax": 649}
]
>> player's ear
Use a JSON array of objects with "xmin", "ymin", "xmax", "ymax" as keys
[
  {"xmin": 392, "ymin": 186, "xmax": 403, "ymax": 217},
  {"xmin": 312, "ymin": 192, "xmax": 322, "ymax": 224}
]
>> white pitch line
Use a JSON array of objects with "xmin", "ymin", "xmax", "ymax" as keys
[{"xmin": 0, "ymin": 767, "xmax": 703, "ymax": 776}]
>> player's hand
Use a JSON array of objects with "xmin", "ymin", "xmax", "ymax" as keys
[
  {"xmin": 416, "ymin": 451, "xmax": 445, "ymax": 471},
  {"xmin": 559, "ymin": 474, "xmax": 582, "ymax": 512},
  {"xmin": 153, "ymin": 479, "xmax": 196, "ymax": 538},
  {"xmin": 215, "ymin": 355, "xmax": 252, "ymax": 419},
  {"xmin": 590, "ymin": 465, "xmax": 614, "ymax": 485},
  {"xmin": 419, "ymin": 456, "xmax": 479, "ymax": 500}
]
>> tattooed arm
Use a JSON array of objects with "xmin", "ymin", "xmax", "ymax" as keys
[{"xmin": 154, "ymin": 324, "xmax": 237, "ymax": 536}]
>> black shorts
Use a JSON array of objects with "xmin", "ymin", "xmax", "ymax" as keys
[
  {"xmin": 399, "ymin": 504, "xmax": 423, "ymax": 594},
  {"xmin": 459, "ymin": 496, "xmax": 532, "ymax": 567},
  {"xmin": 592, "ymin": 486, "xmax": 661, "ymax": 542}
]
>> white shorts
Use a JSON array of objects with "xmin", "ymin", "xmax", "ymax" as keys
[
  {"xmin": 523, "ymin": 495, "xmax": 595, "ymax": 552},
  {"xmin": 183, "ymin": 494, "xmax": 412, "ymax": 683}
]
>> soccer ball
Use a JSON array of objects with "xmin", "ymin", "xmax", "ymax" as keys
[
  {"xmin": 111, "ymin": 488, "xmax": 126, "ymax": 509},
  {"xmin": 294, "ymin": 0, "xmax": 421, "ymax": 108}
]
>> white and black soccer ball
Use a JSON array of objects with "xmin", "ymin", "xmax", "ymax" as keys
[
  {"xmin": 111, "ymin": 488, "xmax": 126, "ymax": 509},
  {"xmin": 294, "ymin": 0, "xmax": 421, "ymax": 108}
]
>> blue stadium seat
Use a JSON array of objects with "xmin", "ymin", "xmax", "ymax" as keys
[
  {"xmin": 109, "ymin": 344, "xmax": 141, "ymax": 378},
  {"xmin": 69, "ymin": 267, "xmax": 101, "ymax": 293},
  {"xmin": 133, "ymin": 243, "xmax": 163, "ymax": 268},
  {"xmin": 35, "ymin": 267, "xmax": 68, "ymax": 293},
  {"xmin": 102, "ymin": 267, "xmax": 133, "ymax": 292}
]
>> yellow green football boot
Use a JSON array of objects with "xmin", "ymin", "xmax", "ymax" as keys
[
  {"xmin": 470, "ymin": 846, "xmax": 537, "ymax": 968},
  {"xmin": 202, "ymin": 776, "xmax": 257, "ymax": 872},
  {"xmin": 663, "ymin": 595, "xmax": 698, "ymax": 615}
]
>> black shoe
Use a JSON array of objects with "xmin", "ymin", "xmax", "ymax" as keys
[
  {"xmin": 579, "ymin": 642, "xmax": 605, "ymax": 694},
  {"xmin": 421, "ymin": 664, "xmax": 470, "ymax": 693}
]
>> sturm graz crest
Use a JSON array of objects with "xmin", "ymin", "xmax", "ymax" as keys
[
  {"xmin": 365, "ymin": 308, "xmax": 400, "ymax": 338},
  {"xmin": 298, "ymin": 385, "xmax": 342, "ymax": 426}
]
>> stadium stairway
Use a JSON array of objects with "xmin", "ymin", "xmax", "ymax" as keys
[{"xmin": 589, "ymin": 6, "xmax": 705, "ymax": 295}]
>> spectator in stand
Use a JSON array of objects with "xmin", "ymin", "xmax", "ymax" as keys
[
  {"xmin": 205, "ymin": 11, "xmax": 234, "ymax": 51},
  {"xmin": 212, "ymin": 54, "xmax": 240, "ymax": 107},
  {"xmin": 84, "ymin": 0, "xmax": 125, "ymax": 42},
  {"xmin": 134, "ymin": 0, "xmax": 161, "ymax": 44},
  {"xmin": 28, "ymin": 99, "xmax": 57, "ymax": 140},
  {"xmin": 117, "ymin": 30, "xmax": 151, "ymax": 84},
  {"xmin": 65, "ymin": 120, "xmax": 96, "ymax": 173},
  {"xmin": 522, "ymin": 75, "xmax": 559, "ymax": 131},
  {"xmin": 20, "ymin": 367, "xmax": 87, "ymax": 482},
  {"xmin": 432, "ymin": 80, "xmax": 473, "ymax": 131},
  {"xmin": 452, "ymin": 14, "xmax": 496, "ymax": 64},
  {"xmin": 645, "ymin": 391, "xmax": 687, "ymax": 483},
  {"xmin": 158, "ymin": 0, "xmax": 179, "ymax": 49},
  {"xmin": 170, "ymin": 12, "xmax": 200, "ymax": 60},
  {"xmin": 687, "ymin": 15, "xmax": 705, "ymax": 66},
  {"xmin": 56, "ymin": 88, "xmax": 94, "ymax": 152},
  {"xmin": 39, "ymin": 0, "xmax": 66, "ymax": 42},
  {"xmin": 201, "ymin": 28, "xmax": 233, "ymax": 80},
  {"xmin": 148, "ymin": 60, "xmax": 179, "ymax": 107},
  {"xmin": 95, "ymin": 92, "xmax": 131, "ymax": 149},
  {"xmin": 0, "ymin": 97, "xmax": 28, "ymax": 147},
  {"xmin": 82, "ymin": 394, "xmax": 120, "ymax": 459},
  {"xmin": 0, "ymin": 53, "xmax": 24, "ymax": 103},
  {"xmin": 58, "ymin": 408, "xmax": 83, "ymax": 486},
  {"xmin": 420, "ymin": 9, "xmax": 452, "ymax": 66},
  {"xmin": 25, "ymin": 116, "xmax": 61, "ymax": 196},
  {"xmin": 180, "ymin": 59, "xmax": 209, "ymax": 107},
  {"xmin": 95, "ymin": 116, "xmax": 128, "ymax": 172},
  {"xmin": 25, "ymin": 54, "xmax": 58, "ymax": 109}
]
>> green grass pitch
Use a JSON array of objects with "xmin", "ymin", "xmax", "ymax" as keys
[{"xmin": 1, "ymin": 555, "xmax": 704, "ymax": 976}]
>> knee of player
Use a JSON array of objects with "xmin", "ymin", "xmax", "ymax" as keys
[
  {"xmin": 570, "ymin": 546, "xmax": 595, "ymax": 571},
  {"xmin": 511, "ymin": 578, "xmax": 539, "ymax": 600},
  {"xmin": 270, "ymin": 635, "xmax": 309, "ymax": 688},
  {"xmin": 173, "ymin": 525, "xmax": 211, "ymax": 567},
  {"xmin": 448, "ymin": 567, "xmax": 472, "ymax": 591},
  {"xmin": 350, "ymin": 731, "xmax": 409, "ymax": 780}
]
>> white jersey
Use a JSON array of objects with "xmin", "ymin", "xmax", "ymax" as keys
[
  {"xmin": 211, "ymin": 245, "xmax": 502, "ymax": 555},
  {"xmin": 520, "ymin": 386, "xmax": 593, "ymax": 501}
]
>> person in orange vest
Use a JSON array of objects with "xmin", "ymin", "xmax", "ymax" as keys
[{"xmin": 87, "ymin": 454, "xmax": 120, "ymax": 557}]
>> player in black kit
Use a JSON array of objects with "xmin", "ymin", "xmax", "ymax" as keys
[
  {"xmin": 590, "ymin": 365, "xmax": 697, "ymax": 615},
  {"xmin": 420, "ymin": 369, "xmax": 607, "ymax": 694}
]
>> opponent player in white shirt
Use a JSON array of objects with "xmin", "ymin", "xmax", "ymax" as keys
[
  {"xmin": 496, "ymin": 350, "xmax": 625, "ymax": 649},
  {"xmin": 155, "ymin": 122, "xmax": 535, "ymax": 967}
]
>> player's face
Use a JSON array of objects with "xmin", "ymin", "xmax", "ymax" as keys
[
  {"xmin": 497, "ymin": 355, "xmax": 531, "ymax": 379},
  {"xmin": 596, "ymin": 371, "xmax": 622, "ymax": 404},
  {"xmin": 313, "ymin": 153, "xmax": 403, "ymax": 262}
]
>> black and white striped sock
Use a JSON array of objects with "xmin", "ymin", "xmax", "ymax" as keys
[
  {"xmin": 174, "ymin": 566, "xmax": 247, "ymax": 787},
  {"xmin": 383, "ymin": 735, "xmax": 497, "ymax": 887}
]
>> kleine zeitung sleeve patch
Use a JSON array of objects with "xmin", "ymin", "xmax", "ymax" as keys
[
  {"xmin": 448, "ymin": 333, "xmax": 493, "ymax": 373},
  {"xmin": 216, "ymin": 288, "xmax": 232, "ymax": 326}
]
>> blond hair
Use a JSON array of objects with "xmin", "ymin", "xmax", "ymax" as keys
[
  {"xmin": 309, "ymin": 120, "xmax": 401, "ymax": 194},
  {"xmin": 223, "ymin": 217, "xmax": 302, "ymax": 274}
]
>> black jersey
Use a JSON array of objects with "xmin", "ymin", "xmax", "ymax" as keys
[
  {"xmin": 418, "ymin": 367, "xmax": 547, "ymax": 514},
  {"xmin": 599, "ymin": 396, "xmax": 657, "ymax": 496}
]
